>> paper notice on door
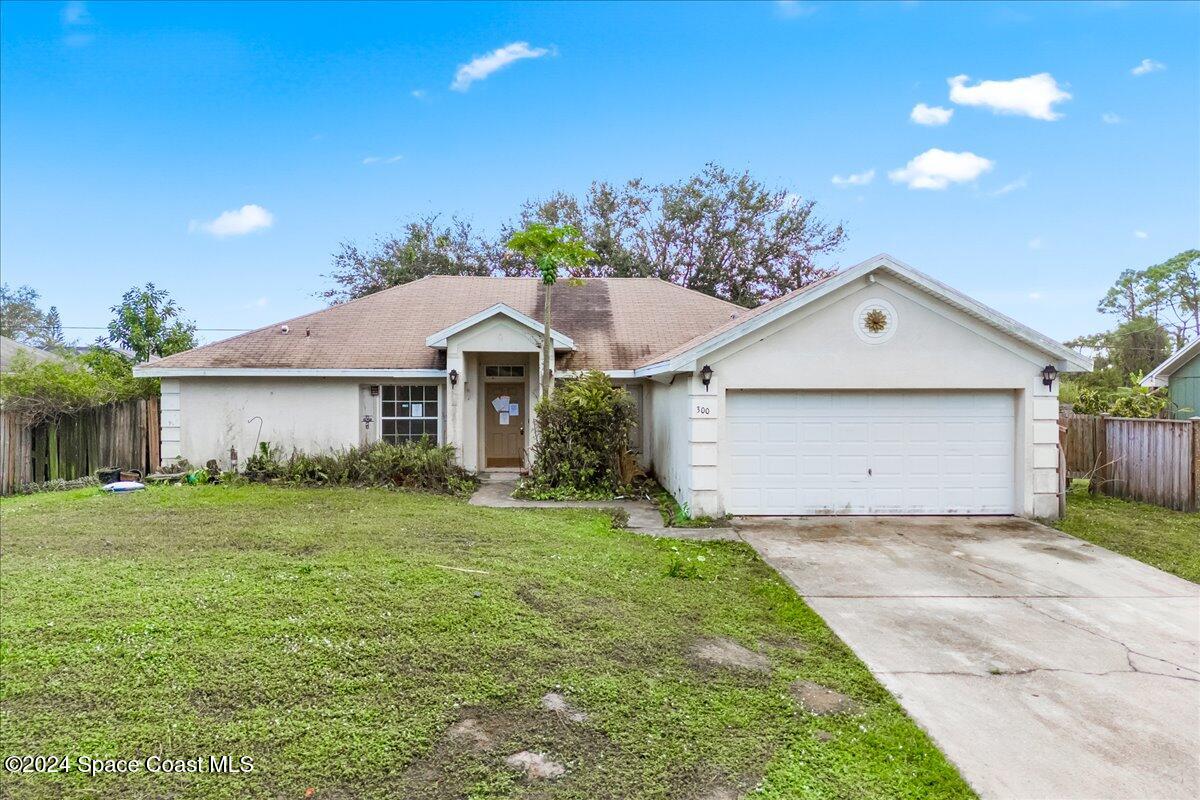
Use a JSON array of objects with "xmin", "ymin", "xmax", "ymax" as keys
[
  {"xmin": 508, "ymin": 403, "xmax": 519, "ymax": 416},
  {"xmin": 499, "ymin": 412, "xmax": 510, "ymax": 425},
  {"xmin": 491, "ymin": 395, "xmax": 509, "ymax": 413},
  {"xmin": 412, "ymin": 403, "xmax": 423, "ymax": 417}
]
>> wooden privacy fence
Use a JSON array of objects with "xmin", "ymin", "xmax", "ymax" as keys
[
  {"xmin": 0, "ymin": 397, "xmax": 159, "ymax": 494},
  {"xmin": 1061, "ymin": 411, "xmax": 1199, "ymax": 512}
]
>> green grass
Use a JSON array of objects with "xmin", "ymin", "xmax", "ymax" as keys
[
  {"xmin": 0, "ymin": 485, "xmax": 972, "ymax": 799},
  {"xmin": 1055, "ymin": 481, "xmax": 1200, "ymax": 583}
]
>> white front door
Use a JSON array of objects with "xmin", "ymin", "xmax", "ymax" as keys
[{"xmin": 726, "ymin": 391, "xmax": 1016, "ymax": 515}]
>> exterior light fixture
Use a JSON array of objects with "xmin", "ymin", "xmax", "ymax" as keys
[
  {"xmin": 700, "ymin": 364, "xmax": 713, "ymax": 389},
  {"xmin": 449, "ymin": 369, "xmax": 459, "ymax": 386},
  {"xmin": 1041, "ymin": 364, "xmax": 1058, "ymax": 388}
]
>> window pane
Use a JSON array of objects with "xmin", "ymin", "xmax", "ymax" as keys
[
  {"xmin": 424, "ymin": 401, "xmax": 438, "ymax": 418},
  {"xmin": 485, "ymin": 366, "xmax": 497, "ymax": 377},
  {"xmin": 382, "ymin": 419, "xmax": 396, "ymax": 437}
]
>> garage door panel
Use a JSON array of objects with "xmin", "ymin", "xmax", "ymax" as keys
[{"xmin": 726, "ymin": 391, "xmax": 1015, "ymax": 515}]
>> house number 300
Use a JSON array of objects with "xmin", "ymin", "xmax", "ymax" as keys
[{"xmin": 694, "ymin": 404, "xmax": 713, "ymax": 417}]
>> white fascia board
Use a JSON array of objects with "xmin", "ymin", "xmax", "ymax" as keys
[
  {"xmin": 132, "ymin": 367, "xmax": 448, "ymax": 379},
  {"xmin": 1141, "ymin": 338, "xmax": 1200, "ymax": 387},
  {"xmin": 424, "ymin": 303, "xmax": 576, "ymax": 350},
  {"xmin": 635, "ymin": 253, "xmax": 1092, "ymax": 375}
]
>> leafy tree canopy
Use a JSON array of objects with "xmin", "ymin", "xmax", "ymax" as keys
[
  {"xmin": 106, "ymin": 283, "xmax": 197, "ymax": 362},
  {"xmin": 0, "ymin": 350, "xmax": 151, "ymax": 424},
  {"xmin": 322, "ymin": 164, "xmax": 845, "ymax": 307},
  {"xmin": 0, "ymin": 284, "xmax": 66, "ymax": 349}
]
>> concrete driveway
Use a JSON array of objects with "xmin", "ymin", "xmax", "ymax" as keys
[{"xmin": 736, "ymin": 516, "xmax": 1200, "ymax": 800}]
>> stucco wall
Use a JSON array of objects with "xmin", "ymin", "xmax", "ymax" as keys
[
  {"xmin": 692, "ymin": 275, "xmax": 1061, "ymax": 518},
  {"xmin": 648, "ymin": 378, "xmax": 692, "ymax": 507},
  {"xmin": 173, "ymin": 377, "xmax": 363, "ymax": 468}
]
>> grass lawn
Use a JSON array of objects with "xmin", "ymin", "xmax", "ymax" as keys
[
  {"xmin": 1055, "ymin": 481, "xmax": 1200, "ymax": 583},
  {"xmin": 0, "ymin": 485, "xmax": 971, "ymax": 799}
]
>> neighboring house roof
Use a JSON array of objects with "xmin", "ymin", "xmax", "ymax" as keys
[
  {"xmin": 1141, "ymin": 337, "xmax": 1200, "ymax": 388},
  {"xmin": 139, "ymin": 276, "xmax": 743, "ymax": 374},
  {"xmin": 634, "ymin": 254, "xmax": 1093, "ymax": 375},
  {"xmin": 0, "ymin": 335, "xmax": 63, "ymax": 371}
]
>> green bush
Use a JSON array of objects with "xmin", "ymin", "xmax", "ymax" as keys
[
  {"xmin": 1070, "ymin": 385, "xmax": 1167, "ymax": 419},
  {"xmin": 240, "ymin": 440, "xmax": 476, "ymax": 495},
  {"xmin": 525, "ymin": 371, "xmax": 637, "ymax": 497}
]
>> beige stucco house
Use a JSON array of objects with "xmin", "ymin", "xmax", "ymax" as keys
[{"xmin": 135, "ymin": 254, "xmax": 1091, "ymax": 519}]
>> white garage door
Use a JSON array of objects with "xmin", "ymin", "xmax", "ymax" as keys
[{"xmin": 726, "ymin": 391, "xmax": 1016, "ymax": 515}]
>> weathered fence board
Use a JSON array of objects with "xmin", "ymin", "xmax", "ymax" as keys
[
  {"xmin": 1061, "ymin": 412, "xmax": 1198, "ymax": 512},
  {"xmin": 0, "ymin": 398, "xmax": 160, "ymax": 494}
]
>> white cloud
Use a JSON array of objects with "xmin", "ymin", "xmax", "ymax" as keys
[
  {"xmin": 244, "ymin": 297, "xmax": 269, "ymax": 309},
  {"xmin": 888, "ymin": 148, "xmax": 994, "ymax": 190},
  {"xmin": 1134, "ymin": 230, "xmax": 1149, "ymax": 239},
  {"xmin": 61, "ymin": 1, "xmax": 94, "ymax": 46},
  {"xmin": 61, "ymin": 1, "xmax": 90, "ymax": 25},
  {"xmin": 189, "ymin": 204, "xmax": 274, "ymax": 237},
  {"xmin": 1101, "ymin": 112, "xmax": 1122, "ymax": 125},
  {"xmin": 910, "ymin": 103, "xmax": 953, "ymax": 126},
  {"xmin": 775, "ymin": 1, "xmax": 819, "ymax": 17},
  {"xmin": 991, "ymin": 175, "xmax": 1029, "ymax": 196},
  {"xmin": 1131, "ymin": 58, "xmax": 1165, "ymax": 76},
  {"xmin": 451, "ymin": 42, "xmax": 551, "ymax": 91},
  {"xmin": 362, "ymin": 155, "xmax": 404, "ymax": 165},
  {"xmin": 948, "ymin": 73, "xmax": 1071, "ymax": 120},
  {"xmin": 410, "ymin": 89, "xmax": 427, "ymax": 100},
  {"xmin": 831, "ymin": 168, "xmax": 875, "ymax": 188},
  {"xmin": 1028, "ymin": 291, "xmax": 1043, "ymax": 300},
  {"xmin": 1028, "ymin": 238, "xmax": 1043, "ymax": 251}
]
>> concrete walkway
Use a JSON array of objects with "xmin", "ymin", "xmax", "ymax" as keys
[
  {"xmin": 736, "ymin": 515, "xmax": 1200, "ymax": 800},
  {"xmin": 468, "ymin": 474, "xmax": 737, "ymax": 540}
]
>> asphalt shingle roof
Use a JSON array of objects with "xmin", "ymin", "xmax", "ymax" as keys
[{"xmin": 150, "ymin": 276, "xmax": 748, "ymax": 372}]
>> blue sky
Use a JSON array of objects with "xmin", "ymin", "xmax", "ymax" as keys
[{"xmin": 2, "ymin": 1, "xmax": 1197, "ymax": 345}]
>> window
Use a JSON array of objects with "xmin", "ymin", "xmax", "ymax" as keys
[
  {"xmin": 381, "ymin": 385, "xmax": 439, "ymax": 443},
  {"xmin": 484, "ymin": 365, "xmax": 525, "ymax": 378}
]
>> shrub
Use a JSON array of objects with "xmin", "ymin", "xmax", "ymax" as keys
[
  {"xmin": 240, "ymin": 440, "xmax": 476, "ymax": 496},
  {"xmin": 525, "ymin": 371, "xmax": 637, "ymax": 497}
]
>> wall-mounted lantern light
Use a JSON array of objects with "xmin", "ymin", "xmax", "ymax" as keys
[
  {"xmin": 369, "ymin": 385, "xmax": 379, "ymax": 396},
  {"xmin": 700, "ymin": 364, "xmax": 714, "ymax": 389},
  {"xmin": 449, "ymin": 369, "xmax": 459, "ymax": 386},
  {"xmin": 1041, "ymin": 364, "xmax": 1058, "ymax": 388}
]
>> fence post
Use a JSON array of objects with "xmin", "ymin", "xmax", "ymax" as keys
[
  {"xmin": 1192, "ymin": 419, "xmax": 1199, "ymax": 512},
  {"xmin": 1094, "ymin": 415, "xmax": 1109, "ymax": 495}
]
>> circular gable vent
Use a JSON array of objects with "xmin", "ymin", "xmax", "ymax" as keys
[{"xmin": 853, "ymin": 298, "xmax": 898, "ymax": 344}]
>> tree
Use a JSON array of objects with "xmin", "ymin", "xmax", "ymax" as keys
[
  {"xmin": 1143, "ymin": 249, "xmax": 1200, "ymax": 348},
  {"xmin": 505, "ymin": 223, "xmax": 596, "ymax": 399},
  {"xmin": 518, "ymin": 164, "xmax": 845, "ymax": 306},
  {"xmin": 321, "ymin": 216, "xmax": 499, "ymax": 302},
  {"xmin": 34, "ymin": 306, "xmax": 66, "ymax": 350},
  {"xmin": 106, "ymin": 283, "xmax": 197, "ymax": 362},
  {"xmin": 0, "ymin": 284, "xmax": 49, "ymax": 343},
  {"xmin": 321, "ymin": 165, "xmax": 846, "ymax": 307},
  {"xmin": 1093, "ymin": 250, "xmax": 1200, "ymax": 348},
  {"xmin": 1067, "ymin": 316, "xmax": 1172, "ymax": 389}
]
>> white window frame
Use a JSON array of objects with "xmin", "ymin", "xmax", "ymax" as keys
[{"xmin": 379, "ymin": 384, "xmax": 442, "ymax": 444}]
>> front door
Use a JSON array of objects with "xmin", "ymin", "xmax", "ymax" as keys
[{"xmin": 484, "ymin": 383, "xmax": 524, "ymax": 468}]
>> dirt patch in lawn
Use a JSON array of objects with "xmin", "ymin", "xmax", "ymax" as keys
[
  {"xmin": 400, "ymin": 705, "xmax": 616, "ymax": 798},
  {"xmin": 689, "ymin": 637, "xmax": 770, "ymax": 673},
  {"xmin": 789, "ymin": 680, "xmax": 860, "ymax": 716}
]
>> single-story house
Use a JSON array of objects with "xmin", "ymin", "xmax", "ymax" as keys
[
  {"xmin": 0, "ymin": 335, "xmax": 63, "ymax": 371},
  {"xmin": 1141, "ymin": 337, "xmax": 1200, "ymax": 419},
  {"xmin": 134, "ymin": 254, "xmax": 1091, "ymax": 519}
]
